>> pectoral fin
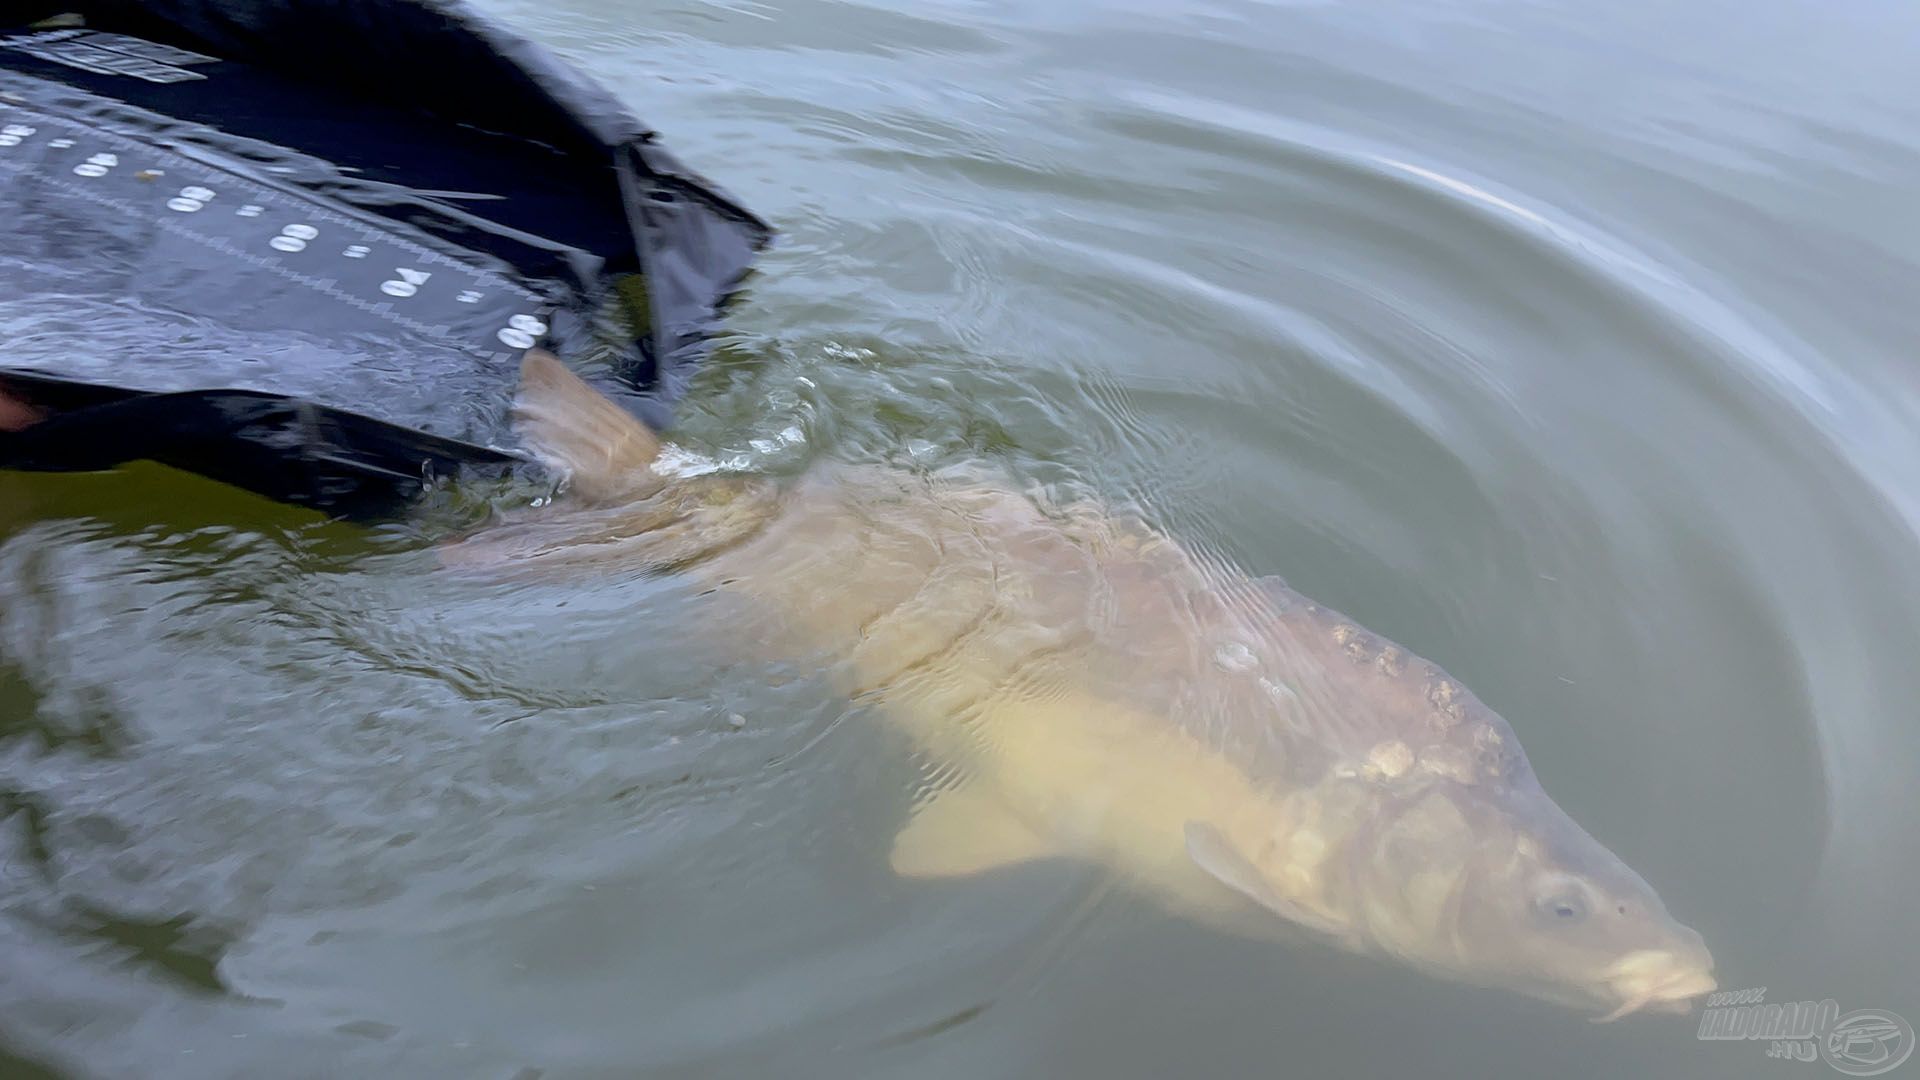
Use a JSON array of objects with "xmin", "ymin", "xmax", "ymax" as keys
[
  {"xmin": 512, "ymin": 349, "xmax": 664, "ymax": 503},
  {"xmin": 890, "ymin": 784, "xmax": 1058, "ymax": 879},
  {"xmin": 1183, "ymin": 822, "xmax": 1355, "ymax": 946}
]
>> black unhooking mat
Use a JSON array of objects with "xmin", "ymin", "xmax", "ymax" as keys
[{"xmin": 0, "ymin": 0, "xmax": 770, "ymax": 516}]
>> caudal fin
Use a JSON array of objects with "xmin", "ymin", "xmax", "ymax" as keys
[{"xmin": 512, "ymin": 349, "xmax": 663, "ymax": 503}]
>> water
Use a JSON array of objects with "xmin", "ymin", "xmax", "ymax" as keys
[{"xmin": 5, "ymin": 0, "xmax": 1919, "ymax": 1076}]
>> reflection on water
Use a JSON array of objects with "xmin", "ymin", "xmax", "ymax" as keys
[{"xmin": 4, "ymin": 0, "xmax": 1920, "ymax": 1076}]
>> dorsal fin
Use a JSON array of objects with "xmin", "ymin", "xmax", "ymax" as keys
[{"xmin": 512, "ymin": 349, "xmax": 663, "ymax": 503}]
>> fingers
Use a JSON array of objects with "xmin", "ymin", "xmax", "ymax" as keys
[{"xmin": 0, "ymin": 387, "xmax": 42, "ymax": 432}]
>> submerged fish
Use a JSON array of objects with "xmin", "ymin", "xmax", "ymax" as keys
[{"xmin": 446, "ymin": 350, "xmax": 1716, "ymax": 1021}]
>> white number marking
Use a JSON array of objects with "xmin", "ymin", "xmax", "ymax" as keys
[
  {"xmin": 168, "ymin": 185, "xmax": 217, "ymax": 212},
  {"xmin": 381, "ymin": 268, "xmax": 431, "ymax": 298},
  {"xmin": 269, "ymin": 224, "xmax": 314, "ymax": 253}
]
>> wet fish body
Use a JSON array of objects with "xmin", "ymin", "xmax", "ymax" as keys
[{"xmin": 444, "ymin": 352, "xmax": 1716, "ymax": 1020}]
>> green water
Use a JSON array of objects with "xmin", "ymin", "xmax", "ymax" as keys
[{"xmin": 4, "ymin": 0, "xmax": 1919, "ymax": 1077}]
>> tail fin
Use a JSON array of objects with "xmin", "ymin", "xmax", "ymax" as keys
[{"xmin": 512, "ymin": 350, "xmax": 663, "ymax": 502}]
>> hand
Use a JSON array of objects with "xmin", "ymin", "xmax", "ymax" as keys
[{"xmin": 0, "ymin": 387, "xmax": 42, "ymax": 432}]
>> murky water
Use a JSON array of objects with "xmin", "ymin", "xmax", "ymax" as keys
[{"xmin": 5, "ymin": 0, "xmax": 1920, "ymax": 1077}]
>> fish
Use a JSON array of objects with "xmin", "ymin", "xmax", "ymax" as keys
[{"xmin": 444, "ymin": 349, "xmax": 1717, "ymax": 1021}]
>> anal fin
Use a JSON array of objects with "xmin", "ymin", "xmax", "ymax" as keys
[{"xmin": 890, "ymin": 784, "xmax": 1058, "ymax": 879}]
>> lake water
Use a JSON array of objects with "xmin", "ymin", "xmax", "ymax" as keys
[{"xmin": 4, "ymin": 0, "xmax": 1919, "ymax": 1077}]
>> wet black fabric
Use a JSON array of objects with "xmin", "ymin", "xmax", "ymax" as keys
[
  {"xmin": 0, "ymin": 370, "xmax": 518, "ymax": 518},
  {"xmin": 0, "ymin": 0, "xmax": 769, "ymax": 515}
]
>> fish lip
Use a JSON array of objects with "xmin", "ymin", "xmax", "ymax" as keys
[{"xmin": 1591, "ymin": 951, "xmax": 1717, "ymax": 1022}]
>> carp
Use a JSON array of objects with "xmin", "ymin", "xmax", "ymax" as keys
[{"xmin": 445, "ymin": 350, "xmax": 1715, "ymax": 1021}]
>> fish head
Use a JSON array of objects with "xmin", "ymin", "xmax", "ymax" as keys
[{"xmin": 1345, "ymin": 777, "xmax": 1716, "ymax": 1020}]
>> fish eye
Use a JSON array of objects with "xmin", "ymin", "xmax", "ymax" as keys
[
  {"xmin": 1545, "ymin": 894, "xmax": 1587, "ymax": 920},
  {"xmin": 1530, "ymin": 876, "xmax": 1594, "ymax": 924}
]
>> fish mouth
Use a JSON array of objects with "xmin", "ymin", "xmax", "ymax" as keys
[{"xmin": 1591, "ymin": 949, "xmax": 1718, "ymax": 1022}]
